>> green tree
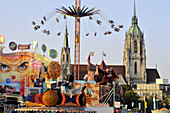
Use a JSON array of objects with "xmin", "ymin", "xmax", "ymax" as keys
[
  {"xmin": 122, "ymin": 85, "xmax": 131, "ymax": 91},
  {"xmin": 115, "ymin": 85, "xmax": 131, "ymax": 102},
  {"xmin": 123, "ymin": 90, "xmax": 140, "ymax": 109},
  {"xmin": 159, "ymin": 95, "xmax": 170, "ymax": 109}
]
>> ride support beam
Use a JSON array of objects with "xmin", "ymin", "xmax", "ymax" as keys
[{"xmin": 74, "ymin": 0, "xmax": 81, "ymax": 82}]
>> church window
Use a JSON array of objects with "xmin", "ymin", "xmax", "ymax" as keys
[
  {"xmin": 63, "ymin": 55, "xmax": 65, "ymax": 61},
  {"xmin": 134, "ymin": 62, "xmax": 137, "ymax": 74},
  {"xmin": 134, "ymin": 40, "xmax": 137, "ymax": 53},
  {"xmin": 67, "ymin": 54, "xmax": 69, "ymax": 61},
  {"xmin": 140, "ymin": 41, "xmax": 143, "ymax": 54},
  {"xmin": 63, "ymin": 68, "xmax": 67, "ymax": 75}
]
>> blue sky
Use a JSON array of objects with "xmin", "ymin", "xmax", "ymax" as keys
[{"xmin": 0, "ymin": 0, "xmax": 170, "ymax": 81}]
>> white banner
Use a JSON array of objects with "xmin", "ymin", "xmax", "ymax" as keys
[{"xmin": 115, "ymin": 102, "xmax": 121, "ymax": 108}]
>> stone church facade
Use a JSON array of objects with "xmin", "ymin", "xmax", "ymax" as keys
[{"xmin": 123, "ymin": 2, "xmax": 147, "ymax": 85}]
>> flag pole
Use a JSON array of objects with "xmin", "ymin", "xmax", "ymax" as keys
[
  {"xmin": 102, "ymin": 51, "xmax": 104, "ymax": 61},
  {"xmin": 90, "ymin": 52, "xmax": 94, "ymax": 62},
  {"xmin": 113, "ymin": 81, "xmax": 115, "ymax": 112}
]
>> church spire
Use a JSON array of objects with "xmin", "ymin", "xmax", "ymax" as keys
[
  {"xmin": 60, "ymin": 21, "xmax": 72, "ymax": 81},
  {"xmin": 134, "ymin": 0, "xmax": 136, "ymax": 17},
  {"xmin": 128, "ymin": 0, "xmax": 142, "ymax": 36},
  {"xmin": 132, "ymin": 0, "xmax": 138, "ymax": 25},
  {"xmin": 63, "ymin": 22, "xmax": 69, "ymax": 48}
]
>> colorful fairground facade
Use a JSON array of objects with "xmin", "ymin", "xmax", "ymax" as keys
[{"xmin": 0, "ymin": 45, "xmax": 100, "ymax": 113}]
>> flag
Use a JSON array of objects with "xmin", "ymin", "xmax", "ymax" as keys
[
  {"xmin": 32, "ymin": 41, "xmax": 38, "ymax": 50},
  {"xmin": 120, "ymin": 87, "xmax": 123, "ymax": 95},
  {"xmin": 144, "ymin": 101, "xmax": 147, "ymax": 108},
  {"xmin": 90, "ymin": 52, "xmax": 94, "ymax": 56},
  {"xmin": 102, "ymin": 51, "xmax": 106, "ymax": 60},
  {"xmin": 103, "ymin": 53, "xmax": 106, "ymax": 56},
  {"xmin": 144, "ymin": 96, "xmax": 147, "ymax": 108},
  {"xmin": 119, "ymin": 86, "xmax": 124, "ymax": 100},
  {"xmin": 153, "ymin": 96, "xmax": 156, "ymax": 110},
  {"xmin": 87, "ymin": 54, "xmax": 90, "ymax": 63},
  {"xmin": 138, "ymin": 103, "xmax": 141, "ymax": 110},
  {"xmin": 132, "ymin": 102, "xmax": 134, "ymax": 107},
  {"xmin": 83, "ymin": 74, "xmax": 89, "ymax": 81},
  {"xmin": 0, "ymin": 35, "xmax": 5, "ymax": 44}
]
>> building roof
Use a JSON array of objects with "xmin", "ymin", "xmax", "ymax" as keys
[
  {"xmin": 87, "ymin": 63, "xmax": 96, "ymax": 71},
  {"xmin": 107, "ymin": 65, "xmax": 126, "ymax": 82},
  {"xmin": 71, "ymin": 63, "xmax": 161, "ymax": 84},
  {"xmin": 100, "ymin": 60, "xmax": 107, "ymax": 70},
  {"xmin": 146, "ymin": 68, "xmax": 160, "ymax": 84}
]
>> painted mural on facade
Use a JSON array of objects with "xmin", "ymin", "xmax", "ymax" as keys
[{"xmin": 0, "ymin": 46, "xmax": 51, "ymax": 95}]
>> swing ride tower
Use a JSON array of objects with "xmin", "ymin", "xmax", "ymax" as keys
[
  {"xmin": 74, "ymin": 0, "xmax": 81, "ymax": 81},
  {"xmin": 56, "ymin": 0, "xmax": 100, "ymax": 81}
]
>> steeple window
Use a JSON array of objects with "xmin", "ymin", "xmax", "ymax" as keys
[
  {"xmin": 134, "ymin": 62, "xmax": 137, "ymax": 74},
  {"xmin": 134, "ymin": 40, "xmax": 137, "ymax": 53},
  {"xmin": 67, "ymin": 54, "xmax": 69, "ymax": 61}
]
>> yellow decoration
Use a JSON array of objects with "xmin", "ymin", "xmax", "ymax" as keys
[
  {"xmin": 144, "ymin": 101, "xmax": 147, "ymax": 108},
  {"xmin": 0, "ymin": 35, "xmax": 5, "ymax": 44},
  {"xmin": 32, "ymin": 41, "xmax": 38, "ymax": 50},
  {"xmin": 25, "ymin": 101, "xmax": 45, "ymax": 107},
  {"xmin": 75, "ymin": 35, "xmax": 79, "ymax": 43}
]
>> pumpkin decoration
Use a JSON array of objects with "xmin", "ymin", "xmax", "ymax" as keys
[{"xmin": 42, "ymin": 90, "xmax": 58, "ymax": 106}]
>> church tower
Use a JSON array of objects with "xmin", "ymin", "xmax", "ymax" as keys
[
  {"xmin": 123, "ymin": 0, "xmax": 147, "ymax": 85},
  {"xmin": 60, "ymin": 24, "xmax": 72, "ymax": 81}
]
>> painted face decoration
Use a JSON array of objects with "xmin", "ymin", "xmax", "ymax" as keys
[{"xmin": 0, "ymin": 55, "xmax": 41, "ymax": 83}]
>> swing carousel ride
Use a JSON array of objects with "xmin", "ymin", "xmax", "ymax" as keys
[{"xmin": 31, "ymin": 0, "xmax": 123, "ymax": 82}]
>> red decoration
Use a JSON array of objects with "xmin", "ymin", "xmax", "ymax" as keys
[{"xmin": 11, "ymin": 75, "xmax": 16, "ymax": 79}]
